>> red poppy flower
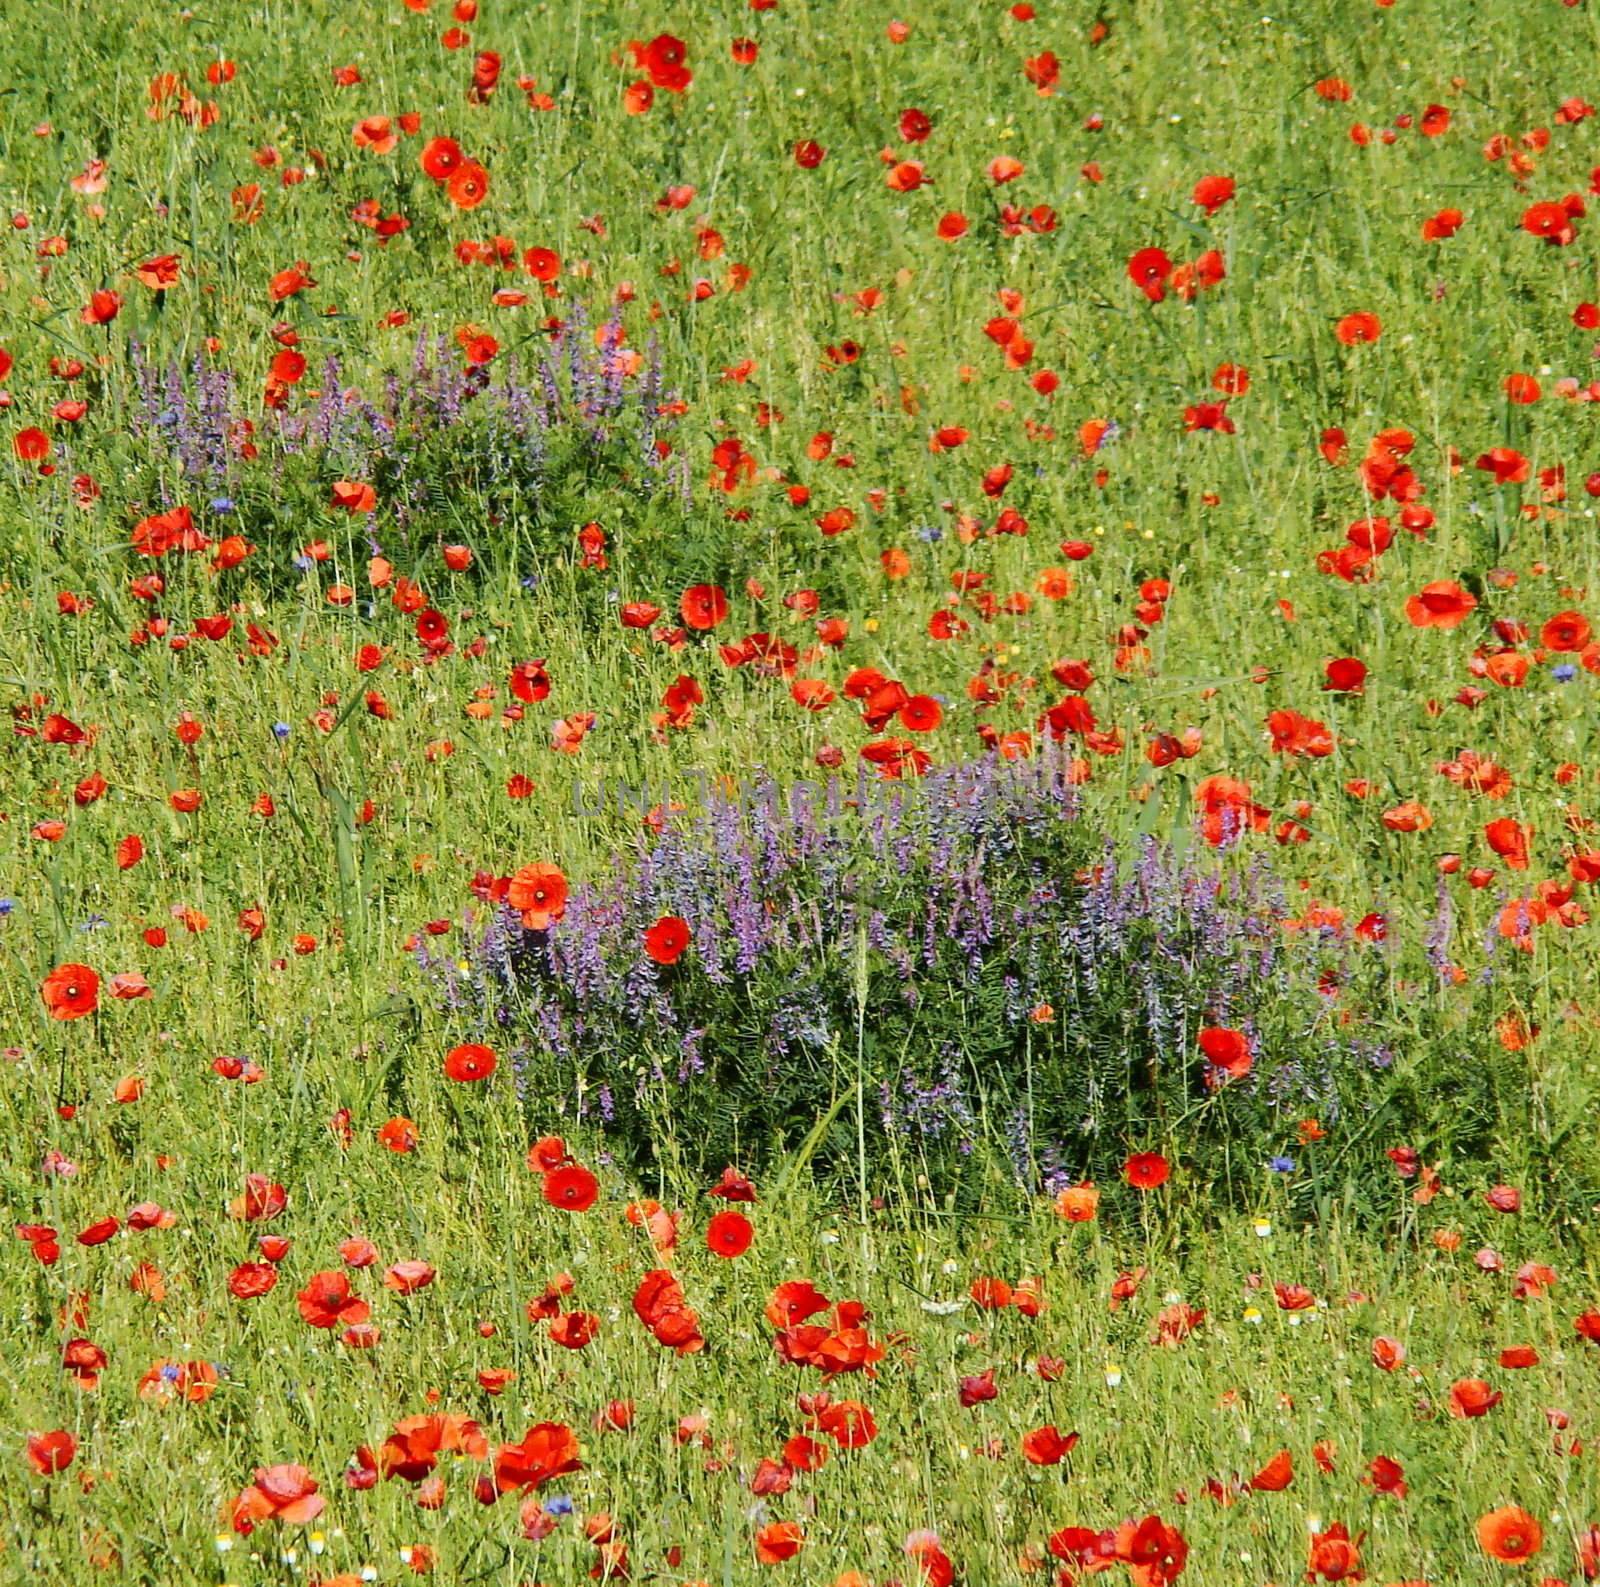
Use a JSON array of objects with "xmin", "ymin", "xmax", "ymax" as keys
[
  {"xmin": 420, "ymin": 136, "xmax": 463, "ymax": 181},
  {"xmin": 508, "ymin": 862, "xmax": 568, "ymax": 930},
  {"xmin": 1191, "ymin": 173, "xmax": 1234, "ymax": 214},
  {"xmin": 444, "ymin": 1043, "xmax": 496, "ymax": 1082},
  {"xmin": 1324, "ymin": 657, "xmax": 1367, "ymax": 692},
  {"xmin": 1248, "ymin": 1449, "xmax": 1294, "ymax": 1490},
  {"xmin": 26, "ymin": 1430, "xmax": 77, "ymax": 1475},
  {"xmin": 446, "ymin": 160, "xmax": 490, "ymax": 209},
  {"xmin": 508, "ymin": 659, "xmax": 551, "ymax": 703},
  {"xmin": 135, "ymin": 254, "xmax": 181, "ymax": 291},
  {"xmin": 1127, "ymin": 247, "xmax": 1173, "ymax": 302},
  {"xmin": 378, "ymin": 1414, "xmax": 490, "ymax": 1483},
  {"xmin": 706, "ymin": 1209, "xmax": 753, "ymax": 1258},
  {"xmin": 755, "ymin": 1521, "xmax": 805, "ymax": 1564},
  {"xmin": 229, "ymin": 1261, "xmax": 279, "ymax": 1298},
  {"xmin": 1369, "ymin": 1335, "xmax": 1405, "ymax": 1370},
  {"xmin": 1021, "ymin": 1424, "xmax": 1078, "ymax": 1465},
  {"xmin": 296, "ymin": 1270, "xmax": 370, "ymax": 1330},
  {"xmin": 1123, "ymin": 1151, "xmax": 1170, "ymax": 1189},
  {"xmin": 523, "ymin": 246, "xmax": 560, "ymax": 282},
  {"xmin": 1054, "ymin": 1183, "xmax": 1099, "ymax": 1221},
  {"xmin": 1198, "ymin": 1026, "xmax": 1251, "ymax": 1078},
  {"xmin": 630, "ymin": 32, "xmax": 691, "ymax": 91},
  {"xmin": 13, "ymin": 426, "xmax": 51, "ymax": 462},
  {"xmin": 680, "ymin": 583, "xmax": 730, "ymax": 630},
  {"xmin": 1523, "ymin": 200, "xmax": 1577, "ymax": 245},
  {"xmin": 550, "ymin": 1310, "xmax": 600, "ymax": 1349},
  {"xmin": 1486, "ymin": 1183, "xmax": 1524, "ymax": 1213},
  {"xmin": 231, "ymin": 1465, "xmax": 325, "ymax": 1532},
  {"xmin": 1477, "ymin": 446, "xmax": 1530, "ymax": 484},
  {"xmin": 41, "ymin": 963, "xmax": 99, "ymax": 1021},
  {"xmin": 544, "ymin": 1164, "xmax": 599, "ymax": 1212},
  {"xmin": 227, "ymin": 1173, "xmax": 287, "ymax": 1222},
  {"xmin": 634, "ymin": 1267, "xmax": 706, "ymax": 1354},
  {"xmin": 1306, "ymin": 1522, "xmax": 1361, "ymax": 1581},
  {"xmin": 644, "ymin": 915, "xmax": 690, "ymax": 965},
  {"xmin": 959, "ymin": 1369, "xmax": 999, "ymax": 1407},
  {"xmin": 707, "ymin": 1165, "xmax": 758, "ymax": 1201},
  {"xmin": 527, "ymin": 1135, "xmax": 571, "ymax": 1174},
  {"xmin": 493, "ymin": 1422, "xmax": 583, "ymax": 1492},
  {"xmin": 1477, "ymin": 1506, "xmax": 1542, "ymax": 1563},
  {"xmin": 81, "ymin": 290, "xmax": 121, "ymax": 324},
  {"xmin": 1267, "ymin": 708, "xmax": 1334, "ymax": 758},
  {"xmin": 1484, "ymin": 819, "xmax": 1532, "ymax": 871},
  {"xmin": 898, "ymin": 694, "xmax": 942, "ymax": 732},
  {"xmin": 1542, "ymin": 610, "xmax": 1591, "ymax": 651},
  {"xmin": 383, "ymin": 1260, "xmax": 436, "ymax": 1294},
  {"xmin": 1448, "ymin": 1377, "xmax": 1502, "ymax": 1417},
  {"xmin": 1404, "ymin": 580, "xmax": 1477, "ymax": 630},
  {"xmin": 1335, "ymin": 311, "xmax": 1381, "ymax": 345},
  {"xmin": 329, "ymin": 479, "xmax": 376, "ymax": 513},
  {"xmin": 377, "ymin": 1116, "xmax": 419, "ymax": 1152}
]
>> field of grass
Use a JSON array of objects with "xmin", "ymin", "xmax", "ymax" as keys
[{"xmin": 7, "ymin": 0, "xmax": 1600, "ymax": 1578}]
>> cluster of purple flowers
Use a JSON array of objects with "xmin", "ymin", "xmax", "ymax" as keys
[
  {"xmin": 423, "ymin": 746, "xmax": 1401, "ymax": 1185},
  {"xmin": 125, "ymin": 304, "xmax": 684, "ymax": 528}
]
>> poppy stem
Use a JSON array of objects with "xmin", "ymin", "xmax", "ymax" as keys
[{"xmin": 854, "ymin": 925, "xmax": 870, "ymax": 1241}]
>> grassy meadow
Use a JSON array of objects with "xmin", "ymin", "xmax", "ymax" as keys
[{"xmin": 5, "ymin": 0, "xmax": 1600, "ymax": 1579}]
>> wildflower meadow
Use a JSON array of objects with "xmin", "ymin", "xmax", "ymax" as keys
[{"xmin": 7, "ymin": 0, "xmax": 1600, "ymax": 1581}]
